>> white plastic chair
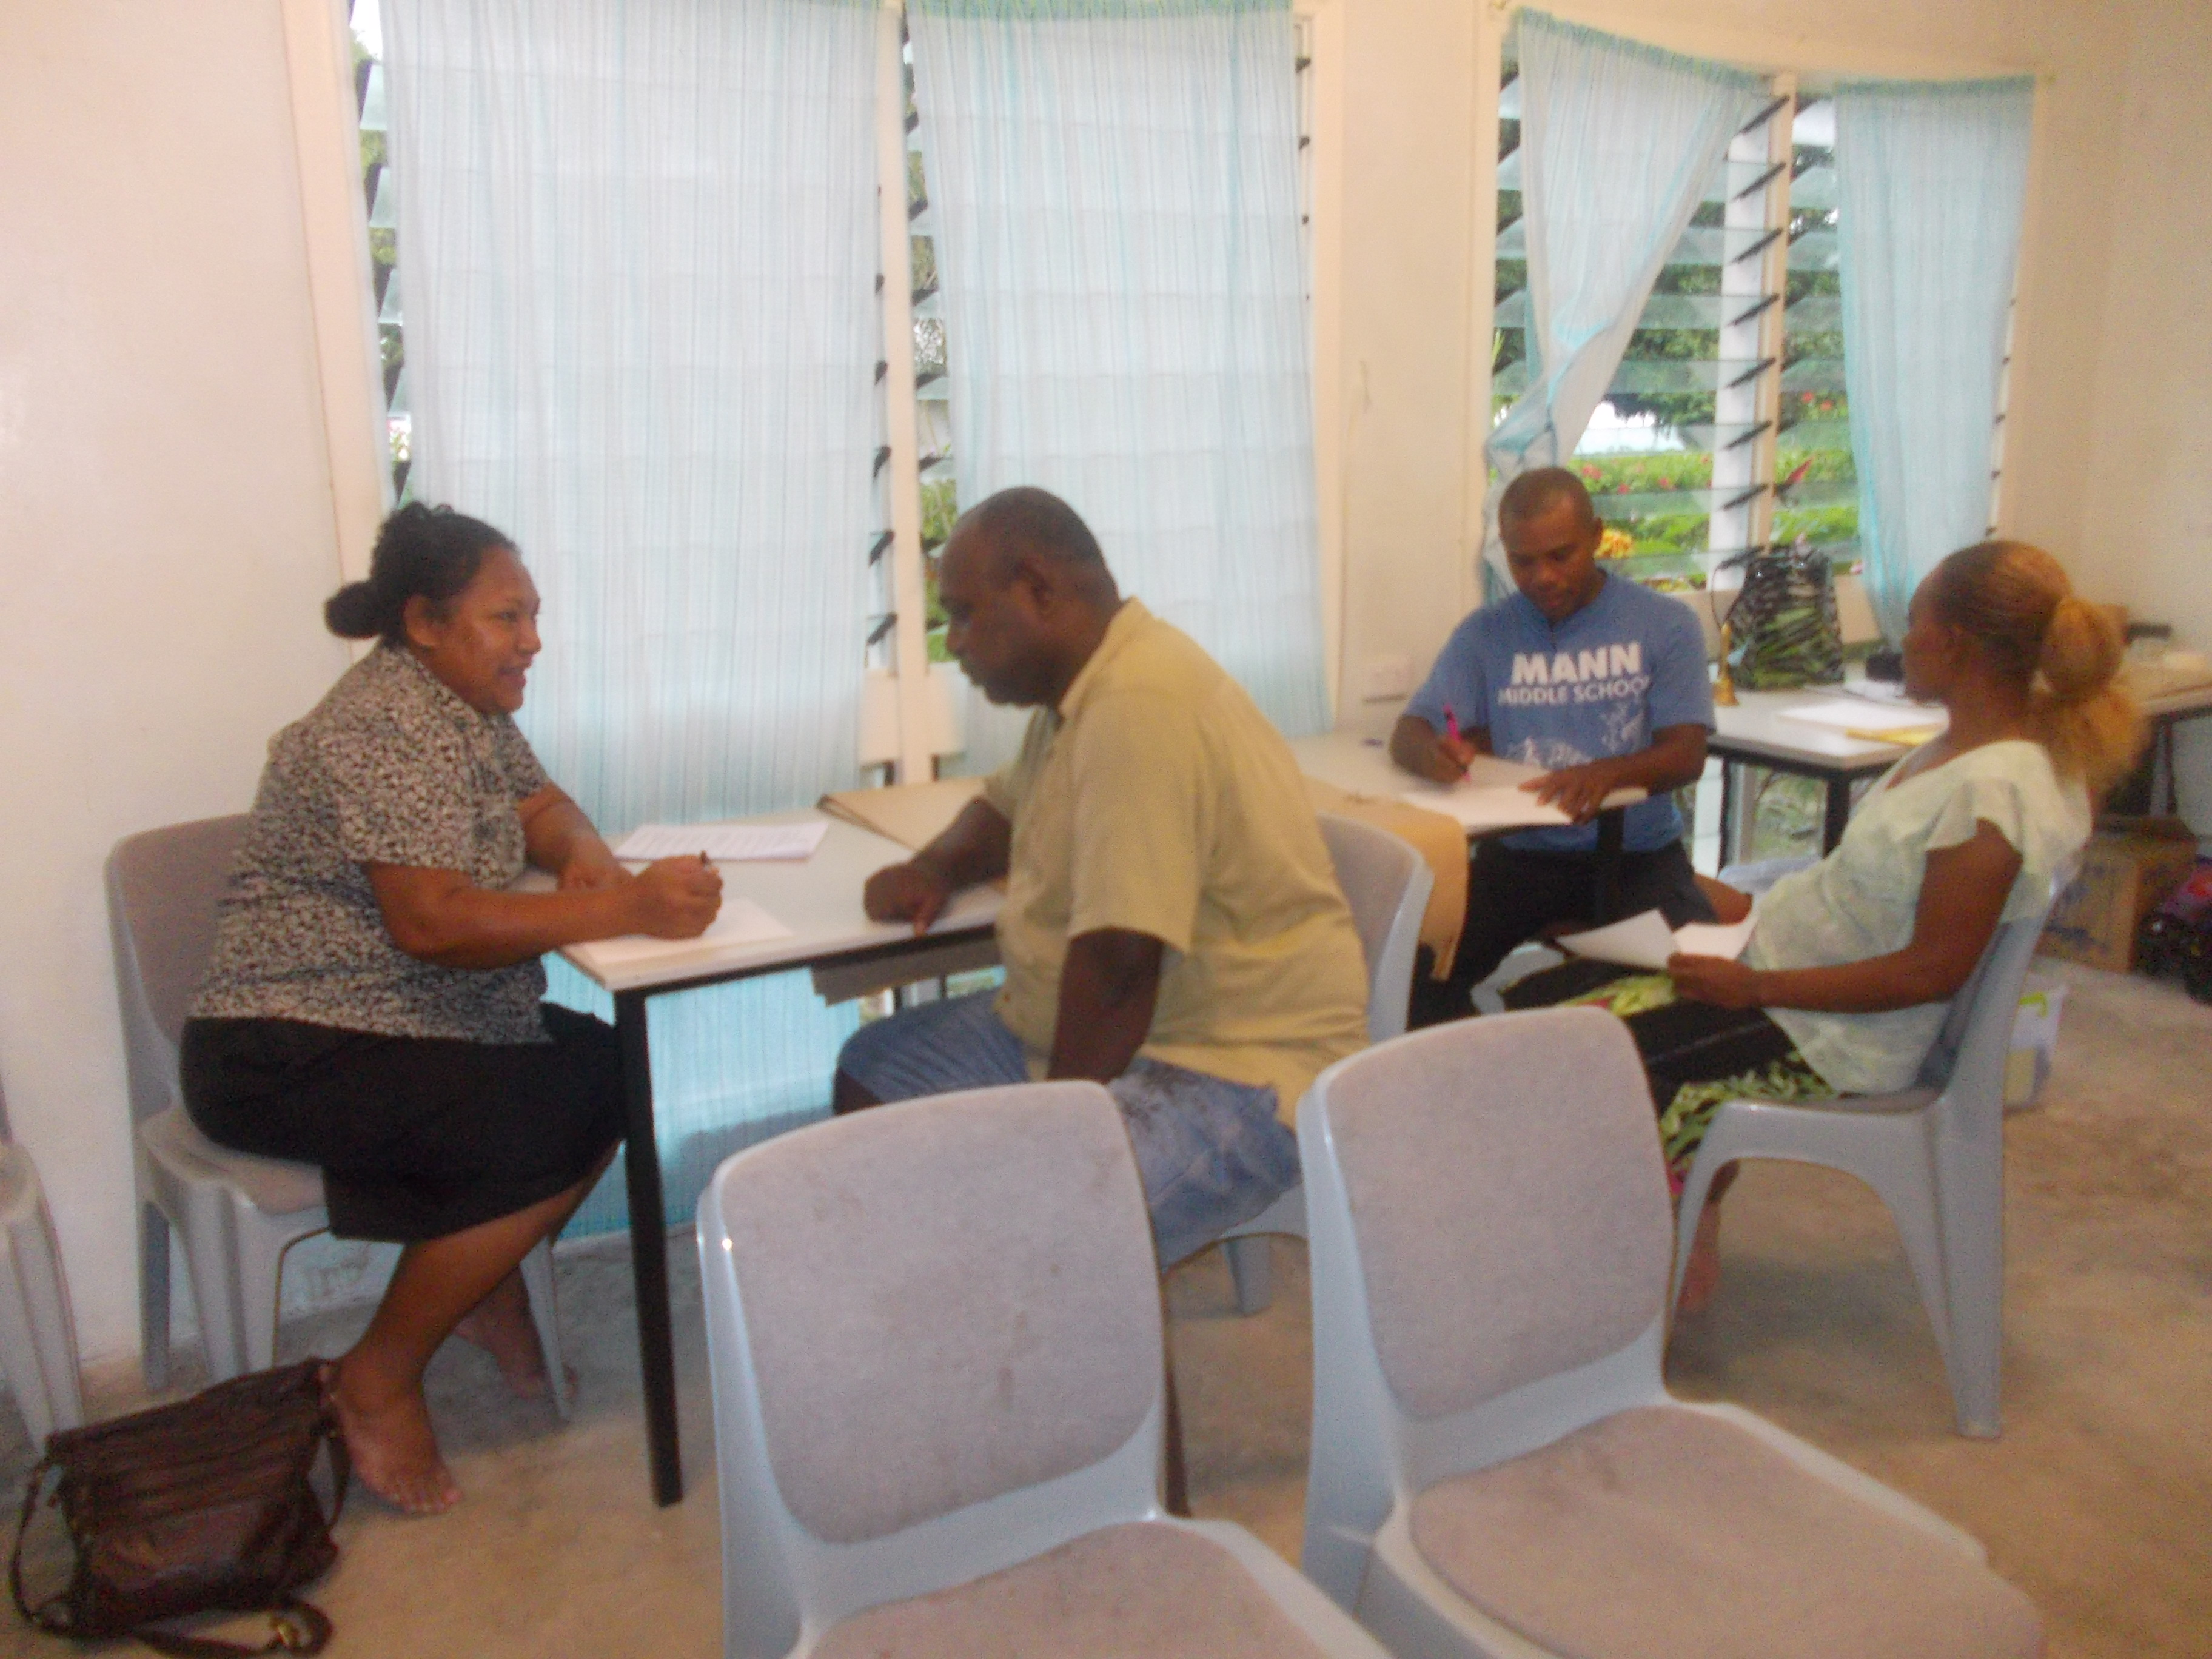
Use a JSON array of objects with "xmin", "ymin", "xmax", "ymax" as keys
[
  {"xmin": 1299, "ymin": 1009, "xmax": 2043, "ymax": 1658},
  {"xmin": 107, "ymin": 816, "xmax": 568, "ymax": 1411},
  {"xmin": 0, "ymin": 1078, "xmax": 84, "ymax": 1446},
  {"xmin": 1670, "ymin": 882, "xmax": 2066, "ymax": 1438},
  {"xmin": 1220, "ymin": 814, "xmax": 1433, "ymax": 1316},
  {"xmin": 695, "ymin": 1081, "xmax": 1391, "ymax": 1659}
]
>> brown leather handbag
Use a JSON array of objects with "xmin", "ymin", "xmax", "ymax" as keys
[{"xmin": 10, "ymin": 1361, "xmax": 348, "ymax": 1656}]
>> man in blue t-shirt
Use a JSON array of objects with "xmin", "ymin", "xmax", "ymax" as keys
[{"xmin": 1392, "ymin": 467, "xmax": 1715, "ymax": 1027}]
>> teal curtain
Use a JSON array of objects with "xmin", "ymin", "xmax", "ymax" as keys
[
  {"xmin": 1835, "ymin": 78, "xmax": 2034, "ymax": 641},
  {"xmin": 910, "ymin": 0, "xmax": 1329, "ymax": 767},
  {"xmin": 1486, "ymin": 12, "xmax": 1763, "ymax": 585},
  {"xmin": 384, "ymin": 0, "xmax": 882, "ymax": 1235}
]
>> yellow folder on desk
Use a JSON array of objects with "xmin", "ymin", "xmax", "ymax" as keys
[
  {"xmin": 1844, "ymin": 724, "xmax": 1942, "ymax": 746},
  {"xmin": 817, "ymin": 777, "xmax": 985, "ymax": 853}
]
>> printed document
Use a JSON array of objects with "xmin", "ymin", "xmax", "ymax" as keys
[{"xmin": 1555, "ymin": 909, "xmax": 1757, "ymax": 972}]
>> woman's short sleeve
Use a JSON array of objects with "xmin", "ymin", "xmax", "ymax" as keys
[{"xmin": 1925, "ymin": 767, "xmax": 2033, "ymax": 857}]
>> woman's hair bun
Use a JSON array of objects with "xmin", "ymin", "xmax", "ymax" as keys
[
  {"xmin": 321, "ymin": 503, "xmax": 515, "ymax": 643},
  {"xmin": 323, "ymin": 580, "xmax": 390, "ymax": 640},
  {"xmin": 2037, "ymin": 593, "xmax": 2122, "ymax": 706}
]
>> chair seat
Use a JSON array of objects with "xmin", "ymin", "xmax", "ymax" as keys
[
  {"xmin": 814, "ymin": 1522, "xmax": 1335, "ymax": 1659},
  {"xmin": 140, "ymin": 1105, "xmax": 326, "ymax": 1217},
  {"xmin": 1409, "ymin": 1406, "xmax": 2042, "ymax": 1659}
]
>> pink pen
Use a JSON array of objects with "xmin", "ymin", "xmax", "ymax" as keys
[{"xmin": 1445, "ymin": 705, "xmax": 1462, "ymax": 745}]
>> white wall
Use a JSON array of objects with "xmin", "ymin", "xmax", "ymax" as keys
[
  {"xmin": 0, "ymin": 2, "xmax": 353, "ymax": 1362},
  {"xmin": 2077, "ymin": 0, "xmax": 2212, "ymax": 823}
]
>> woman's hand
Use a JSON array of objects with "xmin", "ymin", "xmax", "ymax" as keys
[
  {"xmin": 626, "ymin": 856, "xmax": 723, "ymax": 938},
  {"xmin": 1667, "ymin": 953, "xmax": 1763, "ymax": 1008},
  {"xmin": 558, "ymin": 843, "xmax": 628, "ymax": 891}
]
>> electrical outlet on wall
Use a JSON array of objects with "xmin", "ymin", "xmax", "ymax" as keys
[{"xmin": 1361, "ymin": 654, "xmax": 1412, "ymax": 702}]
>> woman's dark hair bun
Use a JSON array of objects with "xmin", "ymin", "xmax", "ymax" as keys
[
  {"xmin": 323, "ymin": 580, "xmax": 386, "ymax": 639},
  {"xmin": 321, "ymin": 503, "xmax": 515, "ymax": 643}
]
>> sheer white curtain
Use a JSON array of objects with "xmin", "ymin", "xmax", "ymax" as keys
[
  {"xmin": 1487, "ymin": 11, "xmax": 1762, "ymax": 584},
  {"xmin": 1835, "ymin": 78, "xmax": 2034, "ymax": 641},
  {"xmin": 384, "ymin": 0, "xmax": 880, "ymax": 1230},
  {"xmin": 909, "ymin": 0, "xmax": 1328, "ymax": 766}
]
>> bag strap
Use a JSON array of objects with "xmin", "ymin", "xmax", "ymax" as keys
[
  {"xmin": 132, "ymin": 1599, "xmax": 333, "ymax": 1658},
  {"xmin": 10, "ymin": 1455, "xmax": 61, "ymax": 1631}
]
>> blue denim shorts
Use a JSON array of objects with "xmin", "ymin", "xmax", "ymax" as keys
[{"xmin": 835, "ymin": 992, "xmax": 1299, "ymax": 1267}]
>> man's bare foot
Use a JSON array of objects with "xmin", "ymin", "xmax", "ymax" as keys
[
  {"xmin": 326, "ymin": 1358, "xmax": 459, "ymax": 1516},
  {"xmin": 1677, "ymin": 1203, "xmax": 1725, "ymax": 1315}
]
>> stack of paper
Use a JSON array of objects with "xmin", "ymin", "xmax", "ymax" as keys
[
  {"xmin": 1553, "ymin": 909, "xmax": 1757, "ymax": 972},
  {"xmin": 613, "ymin": 822, "xmax": 828, "ymax": 862},
  {"xmin": 1398, "ymin": 755, "xmax": 1647, "ymax": 833},
  {"xmin": 569, "ymin": 896, "xmax": 796, "ymax": 971}
]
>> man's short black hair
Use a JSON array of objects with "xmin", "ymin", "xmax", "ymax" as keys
[
  {"xmin": 956, "ymin": 486, "xmax": 1108, "ymax": 572},
  {"xmin": 1498, "ymin": 466, "xmax": 1598, "ymax": 531}
]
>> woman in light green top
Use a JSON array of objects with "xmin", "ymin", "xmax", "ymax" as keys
[{"xmin": 1509, "ymin": 541, "xmax": 2142, "ymax": 1307}]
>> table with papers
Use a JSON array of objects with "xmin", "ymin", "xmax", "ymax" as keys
[{"xmin": 551, "ymin": 809, "xmax": 1000, "ymax": 1506}]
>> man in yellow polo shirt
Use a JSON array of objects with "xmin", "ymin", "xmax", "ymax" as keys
[{"xmin": 834, "ymin": 487, "xmax": 1369, "ymax": 1264}]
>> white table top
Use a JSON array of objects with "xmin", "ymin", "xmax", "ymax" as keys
[
  {"xmin": 554, "ymin": 809, "xmax": 1000, "ymax": 996},
  {"xmin": 1709, "ymin": 688, "xmax": 1924, "ymax": 773}
]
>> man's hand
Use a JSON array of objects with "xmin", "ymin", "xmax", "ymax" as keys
[
  {"xmin": 864, "ymin": 857, "xmax": 954, "ymax": 935},
  {"xmin": 627, "ymin": 856, "xmax": 723, "ymax": 938},
  {"xmin": 1667, "ymin": 953, "xmax": 1761, "ymax": 1008},
  {"xmin": 1522, "ymin": 757, "xmax": 1626, "ymax": 823},
  {"xmin": 1391, "ymin": 713, "xmax": 1486, "ymax": 784}
]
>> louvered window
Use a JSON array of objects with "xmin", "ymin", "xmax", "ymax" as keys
[
  {"xmin": 1489, "ymin": 24, "xmax": 2008, "ymax": 602},
  {"xmin": 350, "ymin": 0, "xmax": 407, "ymax": 505}
]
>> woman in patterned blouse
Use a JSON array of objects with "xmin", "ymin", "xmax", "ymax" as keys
[{"xmin": 181, "ymin": 504, "xmax": 723, "ymax": 1514}]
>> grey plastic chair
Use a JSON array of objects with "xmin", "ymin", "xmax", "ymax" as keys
[
  {"xmin": 1219, "ymin": 813, "xmax": 1433, "ymax": 1315},
  {"xmin": 107, "ymin": 815, "xmax": 568, "ymax": 1410},
  {"xmin": 695, "ymin": 1082, "xmax": 1391, "ymax": 1659},
  {"xmin": 0, "ymin": 1077, "xmax": 84, "ymax": 1446},
  {"xmin": 1298, "ymin": 1010, "xmax": 2043, "ymax": 1658},
  {"xmin": 1669, "ymin": 877, "xmax": 2068, "ymax": 1438}
]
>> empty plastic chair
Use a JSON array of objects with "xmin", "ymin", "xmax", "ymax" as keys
[
  {"xmin": 1299, "ymin": 1008, "xmax": 2043, "ymax": 1658},
  {"xmin": 1671, "ymin": 882, "xmax": 2066, "ymax": 1438},
  {"xmin": 0, "ymin": 1076, "xmax": 84, "ymax": 1446},
  {"xmin": 695, "ymin": 1081, "xmax": 1390, "ymax": 1659},
  {"xmin": 107, "ymin": 816, "xmax": 567, "ymax": 1410},
  {"xmin": 1220, "ymin": 813, "xmax": 1433, "ymax": 1315}
]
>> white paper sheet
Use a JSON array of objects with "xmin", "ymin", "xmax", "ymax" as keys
[
  {"xmin": 1778, "ymin": 697, "xmax": 1948, "ymax": 734},
  {"xmin": 1396, "ymin": 782, "xmax": 1574, "ymax": 832},
  {"xmin": 569, "ymin": 896, "xmax": 795, "ymax": 969},
  {"xmin": 1555, "ymin": 909, "xmax": 1756, "ymax": 971},
  {"xmin": 613, "ymin": 821, "xmax": 829, "ymax": 862}
]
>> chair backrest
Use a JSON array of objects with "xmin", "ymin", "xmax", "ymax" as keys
[
  {"xmin": 1317, "ymin": 814, "xmax": 1433, "ymax": 1043},
  {"xmin": 696, "ymin": 1082, "xmax": 1169, "ymax": 1656},
  {"xmin": 1298, "ymin": 1011, "xmax": 1674, "ymax": 1606},
  {"xmin": 106, "ymin": 816, "xmax": 251, "ymax": 1124},
  {"xmin": 1917, "ymin": 871, "xmax": 2070, "ymax": 1110}
]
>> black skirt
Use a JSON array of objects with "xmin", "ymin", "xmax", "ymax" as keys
[{"xmin": 179, "ymin": 1007, "xmax": 625, "ymax": 1242}]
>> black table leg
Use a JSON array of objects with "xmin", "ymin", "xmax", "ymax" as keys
[
  {"xmin": 1162, "ymin": 1359, "xmax": 1191, "ymax": 1517},
  {"xmin": 617, "ymin": 990, "xmax": 683, "ymax": 1507},
  {"xmin": 1716, "ymin": 760, "xmax": 1737, "ymax": 871},
  {"xmin": 2160, "ymin": 719, "xmax": 2178, "ymax": 816},
  {"xmin": 1593, "ymin": 808, "xmax": 1626, "ymax": 924},
  {"xmin": 1822, "ymin": 777, "xmax": 1852, "ymax": 853}
]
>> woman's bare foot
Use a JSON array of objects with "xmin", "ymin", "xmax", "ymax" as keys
[
  {"xmin": 1677, "ymin": 1203, "xmax": 1725, "ymax": 1315},
  {"xmin": 454, "ymin": 1299, "xmax": 558, "ymax": 1399},
  {"xmin": 326, "ymin": 1357, "xmax": 459, "ymax": 1515}
]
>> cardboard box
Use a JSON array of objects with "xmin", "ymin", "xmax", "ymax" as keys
[{"xmin": 2039, "ymin": 817, "xmax": 2200, "ymax": 971}]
